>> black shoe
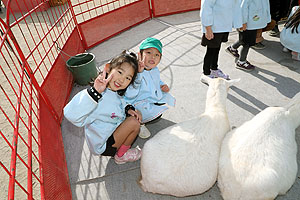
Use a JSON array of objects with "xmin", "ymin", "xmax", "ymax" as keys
[
  {"xmin": 269, "ymin": 25, "xmax": 280, "ymax": 37},
  {"xmin": 252, "ymin": 42, "xmax": 266, "ymax": 50},
  {"xmin": 226, "ymin": 46, "xmax": 239, "ymax": 58},
  {"xmin": 236, "ymin": 60, "xmax": 255, "ymax": 71}
]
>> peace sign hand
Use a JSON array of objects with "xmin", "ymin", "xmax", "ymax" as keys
[
  {"xmin": 93, "ymin": 69, "xmax": 113, "ymax": 93},
  {"xmin": 138, "ymin": 52, "xmax": 146, "ymax": 72}
]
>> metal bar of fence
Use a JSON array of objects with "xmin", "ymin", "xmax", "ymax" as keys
[
  {"xmin": 8, "ymin": 65, "xmax": 26, "ymax": 200},
  {"xmin": 27, "ymin": 81, "xmax": 33, "ymax": 199},
  {"xmin": 67, "ymin": 0, "xmax": 87, "ymax": 49}
]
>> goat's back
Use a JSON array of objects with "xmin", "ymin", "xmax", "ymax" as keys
[
  {"xmin": 218, "ymin": 107, "xmax": 298, "ymax": 200},
  {"xmin": 140, "ymin": 113, "xmax": 230, "ymax": 197}
]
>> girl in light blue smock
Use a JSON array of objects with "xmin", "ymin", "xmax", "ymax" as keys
[
  {"xmin": 226, "ymin": 0, "xmax": 271, "ymax": 70},
  {"xmin": 124, "ymin": 38, "xmax": 176, "ymax": 138},
  {"xmin": 64, "ymin": 51, "xmax": 143, "ymax": 165},
  {"xmin": 280, "ymin": 6, "xmax": 300, "ymax": 60}
]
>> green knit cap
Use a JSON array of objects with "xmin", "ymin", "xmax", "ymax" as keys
[{"xmin": 139, "ymin": 37, "xmax": 162, "ymax": 54}]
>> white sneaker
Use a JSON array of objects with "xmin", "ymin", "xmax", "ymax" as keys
[
  {"xmin": 139, "ymin": 125, "xmax": 151, "ymax": 139},
  {"xmin": 282, "ymin": 47, "xmax": 289, "ymax": 53},
  {"xmin": 114, "ymin": 146, "xmax": 142, "ymax": 164},
  {"xmin": 200, "ymin": 74, "xmax": 215, "ymax": 84}
]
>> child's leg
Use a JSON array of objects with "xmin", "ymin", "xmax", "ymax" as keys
[
  {"xmin": 255, "ymin": 29, "xmax": 263, "ymax": 43},
  {"xmin": 112, "ymin": 116, "xmax": 142, "ymax": 164},
  {"xmin": 210, "ymin": 47, "xmax": 220, "ymax": 70},
  {"xmin": 209, "ymin": 47, "xmax": 229, "ymax": 80},
  {"xmin": 236, "ymin": 44, "xmax": 255, "ymax": 71},
  {"xmin": 232, "ymin": 35, "xmax": 243, "ymax": 50},
  {"xmin": 203, "ymin": 47, "xmax": 215, "ymax": 75},
  {"xmin": 238, "ymin": 29, "xmax": 256, "ymax": 62},
  {"xmin": 239, "ymin": 45, "xmax": 250, "ymax": 62},
  {"xmin": 112, "ymin": 116, "xmax": 140, "ymax": 148},
  {"xmin": 226, "ymin": 34, "xmax": 242, "ymax": 58},
  {"xmin": 236, "ymin": 30, "xmax": 256, "ymax": 71}
]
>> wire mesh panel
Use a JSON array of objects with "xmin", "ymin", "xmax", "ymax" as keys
[
  {"xmin": 0, "ymin": 0, "xmax": 77, "ymax": 199},
  {"xmin": 0, "ymin": 18, "xmax": 43, "ymax": 200},
  {"xmin": 72, "ymin": 0, "xmax": 141, "ymax": 23},
  {"xmin": 1, "ymin": 0, "xmax": 50, "ymax": 12},
  {"xmin": 3, "ymin": 0, "xmax": 76, "ymax": 86},
  {"xmin": 71, "ymin": 0, "xmax": 151, "ymax": 48},
  {"xmin": 151, "ymin": 0, "xmax": 200, "ymax": 17}
]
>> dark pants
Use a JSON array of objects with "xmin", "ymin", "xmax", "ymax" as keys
[
  {"xmin": 270, "ymin": 0, "xmax": 295, "ymax": 21},
  {"xmin": 201, "ymin": 32, "xmax": 228, "ymax": 75},
  {"xmin": 203, "ymin": 47, "xmax": 220, "ymax": 75},
  {"xmin": 101, "ymin": 134, "xmax": 117, "ymax": 156},
  {"xmin": 232, "ymin": 30, "xmax": 257, "ymax": 62}
]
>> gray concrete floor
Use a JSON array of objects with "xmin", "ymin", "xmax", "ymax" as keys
[{"xmin": 61, "ymin": 10, "xmax": 300, "ymax": 200}]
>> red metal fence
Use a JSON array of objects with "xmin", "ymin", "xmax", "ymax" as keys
[{"xmin": 0, "ymin": 0, "xmax": 200, "ymax": 199}]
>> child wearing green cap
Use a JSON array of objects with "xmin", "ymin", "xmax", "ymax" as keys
[{"xmin": 124, "ymin": 37, "xmax": 176, "ymax": 139}]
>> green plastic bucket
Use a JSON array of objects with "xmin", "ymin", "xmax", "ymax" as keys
[{"xmin": 66, "ymin": 53, "xmax": 98, "ymax": 85}]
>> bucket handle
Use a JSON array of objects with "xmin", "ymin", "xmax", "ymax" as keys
[
  {"xmin": 67, "ymin": 65, "xmax": 74, "ymax": 72},
  {"xmin": 54, "ymin": 40, "xmax": 89, "ymax": 62},
  {"xmin": 73, "ymin": 53, "xmax": 90, "ymax": 59}
]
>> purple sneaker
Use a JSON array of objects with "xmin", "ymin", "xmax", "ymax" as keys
[{"xmin": 210, "ymin": 69, "xmax": 230, "ymax": 80}]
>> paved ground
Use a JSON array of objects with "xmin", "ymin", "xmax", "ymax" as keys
[{"xmin": 61, "ymin": 10, "xmax": 300, "ymax": 200}]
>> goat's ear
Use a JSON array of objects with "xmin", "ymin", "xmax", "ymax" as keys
[{"xmin": 226, "ymin": 78, "xmax": 240, "ymax": 87}]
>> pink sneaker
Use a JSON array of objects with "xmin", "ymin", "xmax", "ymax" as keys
[{"xmin": 114, "ymin": 146, "xmax": 142, "ymax": 164}]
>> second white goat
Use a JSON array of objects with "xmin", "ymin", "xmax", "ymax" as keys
[{"xmin": 218, "ymin": 92, "xmax": 300, "ymax": 200}]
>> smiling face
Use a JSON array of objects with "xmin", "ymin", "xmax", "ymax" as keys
[
  {"xmin": 107, "ymin": 62, "xmax": 135, "ymax": 91},
  {"xmin": 142, "ymin": 47, "xmax": 161, "ymax": 70}
]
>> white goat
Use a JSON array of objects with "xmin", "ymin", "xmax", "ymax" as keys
[
  {"xmin": 139, "ymin": 77, "xmax": 239, "ymax": 197},
  {"xmin": 218, "ymin": 92, "xmax": 300, "ymax": 200}
]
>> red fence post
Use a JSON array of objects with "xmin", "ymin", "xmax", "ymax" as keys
[{"xmin": 66, "ymin": 0, "xmax": 88, "ymax": 50}]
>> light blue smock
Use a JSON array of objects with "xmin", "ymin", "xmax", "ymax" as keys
[
  {"xmin": 200, "ymin": 0, "xmax": 243, "ymax": 33},
  {"xmin": 64, "ymin": 88, "xmax": 127, "ymax": 155},
  {"xmin": 241, "ymin": 0, "xmax": 271, "ymax": 30},
  {"xmin": 124, "ymin": 67, "xmax": 176, "ymax": 123},
  {"xmin": 280, "ymin": 6, "xmax": 300, "ymax": 53}
]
